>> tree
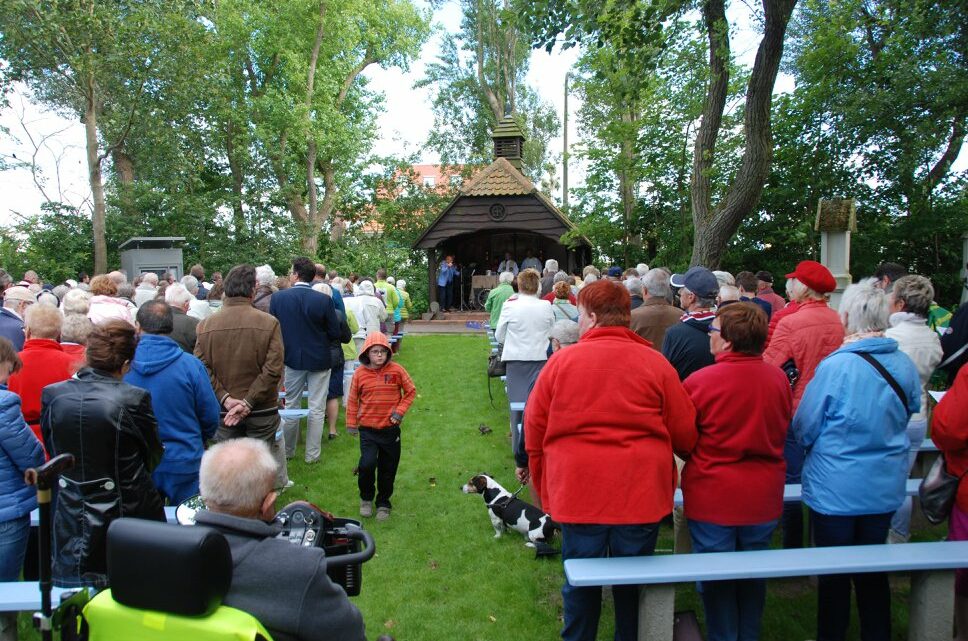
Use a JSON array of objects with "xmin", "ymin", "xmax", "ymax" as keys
[
  {"xmin": 524, "ymin": 0, "xmax": 798, "ymax": 268},
  {"xmin": 0, "ymin": 0, "xmax": 198, "ymax": 273},
  {"xmin": 418, "ymin": 0, "xmax": 560, "ymax": 186}
]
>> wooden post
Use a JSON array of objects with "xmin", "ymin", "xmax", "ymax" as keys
[
  {"xmin": 428, "ymin": 249, "xmax": 438, "ymax": 305},
  {"xmin": 815, "ymin": 198, "xmax": 856, "ymax": 310}
]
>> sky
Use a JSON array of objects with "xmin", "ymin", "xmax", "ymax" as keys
[{"xmin": 0, "ymin": 2, "xmax": 962, "ymax": 230}]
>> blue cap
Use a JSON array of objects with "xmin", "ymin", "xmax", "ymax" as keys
[{"xmin": 669, "ymin": 266, "xmax": 719, "ymax": 298}]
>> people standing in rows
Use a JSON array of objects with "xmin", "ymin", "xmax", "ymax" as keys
[
  {"xmin": 498, "ymin": 252, "xmax": 519, "ymax": 276},
  {"xmin": 754, "ymin": 271, "xmax": 786, "ymax": 314},
  {"xmin": 395, "ymin": 279, "xmax": 413, "ymax": 344},
  {"xmin": 270, "ymin": 257, "xmax": 342, "ymax": 465},
  {"xmin": 134, "ymin": 272, "xmax": 160, "ymax": 307},
  {"xmin": 682, "ymin": 303, "xmax": 792, "ymax": 641},
  {"xmin": 496, "ymin": 268, "xmax": 555, "ymax": 463},
  {"xmin": 763, "ymin": 260, "xmax": 842, "ymax": 549},
  {"xmin": 179, "ymin": 275, "xmax": 213, "ymax": 321},
  {"xmin": 374, "ymin": 269, "xmax": 398, "ymax": 334},
  {"xmin": 125, "ymin": 301, "xmax": 220, "ymax": 504},
  {"xmin": 42, "ymin": 321, "xmax": 166, "ymax": 588},
  {"xmin": 0, "ymin": 337, "xmax": 45, "ymax": 639},
  {"xmin": 629, "ymin": 268, "xmax": 682, "ymax": 349},
  {"xmin": 662, "ymin": 266, "xmax": 719, "ymax": 381},
  {"xmin": 735, "ymin": 271, "xmax": 773, "ymax": 320},
  {"xmin": 541, "ymin": 272, "xmax": 577, "ymax": 305},
  {"xmin": 884, "ymin": 275, "xmax": 943, "ymax": 543},
  {"xmin": 436, "ymin": 255, "xmax": 459, "ymax": 312},
  {"xmin": 311, "ymin": 282, "xmax": 354, "ymax": 443},
  {"xmin": 344, "ymin": 280, "xmax": 387, "ymax": 352},
  {"xmin": 164, "ymin": 283, "xmax": 200, "ymax": 353},
  {"xmin": 385, "ymin": 276, "xmax": 405, "ymax": 352},
  {"xmin": 194, "ymin": 265, "xmax": 286, "ymax": 487},
  {"xmin": 793, "ymin": 281, "xmax": 919, "ymax": 641},
  {"xmin": 484, "ymin": 271, "xmax": 515, "ymax": 328}
]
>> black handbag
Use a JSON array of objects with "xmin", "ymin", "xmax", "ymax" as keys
[
  {"xmin": 487, "ymin": 344, "xmax": 506, "ymax": 378},
  {"xmin": 919, "ymin": 454, "xmax": 964, "ymax": 525}
]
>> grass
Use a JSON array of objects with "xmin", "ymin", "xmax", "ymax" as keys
[{"xmin": 20, "ymin": 334, "xmax": 952, "ymax": 640}]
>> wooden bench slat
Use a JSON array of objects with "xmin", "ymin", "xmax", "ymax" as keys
[{"xmin": 564, "ymin": 540, "xmax": 968, "ymax": 587}]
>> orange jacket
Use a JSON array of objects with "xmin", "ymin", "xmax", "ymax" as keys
[{"xmin": 346, "ymin": 333, "xmax": 416, "ymax": 429}]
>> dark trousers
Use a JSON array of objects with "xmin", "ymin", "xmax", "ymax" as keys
[
  {"xmin": 782, "ymin": 431, "xmax": 805, "ymax": 548},
  {"xmin": 810, "ymin": 510, "xmax": 893, "ymax": 641},
  {"xmin": 358, "ymin": 426, "xmax": 401, "ymax": 508},
  {"xmin": 560, "ymin": 522, "xmax": 660, "ymax": 641},
  {"xmin": 437, "ymin": 284, "xmax": 452, "ymax": 311}
]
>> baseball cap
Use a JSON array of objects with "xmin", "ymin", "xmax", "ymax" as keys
[
  {"xmin": 3, "ymin": 286, "xmax": 36, "ymax": 304},
  {"xmin": 670, "ymin": 266, "xmax": 719, "ymax": 299},
  {"xmin": 606, "ymin": 266, "xmax": 623, "ymax": 278}
]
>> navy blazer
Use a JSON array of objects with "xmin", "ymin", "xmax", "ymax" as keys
[
  {"xmin": 0, "ymin": 308, "xmax": 25, "ymax": 351},
  {"xmin": 270, "ymin": 283, "xmax": 341, "ymax": 371}
]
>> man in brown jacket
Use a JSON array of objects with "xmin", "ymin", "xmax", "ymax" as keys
[
  {"xmin": 629, "ymin": 268, "xmax": 683, "ymax": 349},
  {"xmin": 194, "ymin": 264, "xmax": 285, "ymax": 453}
]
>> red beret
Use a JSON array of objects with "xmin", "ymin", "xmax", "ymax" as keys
[{"xmin": 785, "ymin": 260, "xmax": 836, "ymax": 294}]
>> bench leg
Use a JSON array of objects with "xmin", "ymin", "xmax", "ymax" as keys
[
  {"xmin": 908, "ymin": 569, "xmax": 953, "ymax": 641},
  {"xmin": 637, "ymin": 584, "xmax": 675, "ymax": 641}
]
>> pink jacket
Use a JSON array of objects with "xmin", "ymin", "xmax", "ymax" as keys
[
  {"xmin": 87, "ymin": 296, "xmax": 135, "ymax": 326},
  {"xmin": 763, "ymin": 299, "xmax": 844, "ymax": 411}
]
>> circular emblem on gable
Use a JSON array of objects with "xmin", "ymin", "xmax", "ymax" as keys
[{"xmin": 488, "ymin": 203, "xmax": 507, "ymax": 221}]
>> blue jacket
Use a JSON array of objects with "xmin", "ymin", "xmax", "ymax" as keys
[
  {"xmin": 270, "ymin": 283, "xmax": 341, "ymax": 371},
  {"xmin": 125, "ymin": 334, "xmax": 220, "ymax": 472},
  {"xmin": 0, "ymin": 308, "xmax": 25, "ymax": 352},
  {"xmin": 437, "ymin": 263, "xmax": 459, "ymax": 287},
  {"xmin": 793, "ymin": 337, "xmax": 920, "ymax": 516},
  {"xmin": 0, "ymin": 388, "xmax": 45, "ymax": 521}
]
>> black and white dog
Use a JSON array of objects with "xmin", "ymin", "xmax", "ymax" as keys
[{"xmin": 461, "ymin": 474, "xmax": 558, "ymax": 547}]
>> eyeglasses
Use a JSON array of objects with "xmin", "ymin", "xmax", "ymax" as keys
[{"xmin": 708, "ymin": 326, "xmax": 721, "ymax": 333}]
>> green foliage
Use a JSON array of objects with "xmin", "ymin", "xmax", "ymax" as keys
[{"xmin": 0, "ymin": 204, "xmax": 92, "ymax": 282}]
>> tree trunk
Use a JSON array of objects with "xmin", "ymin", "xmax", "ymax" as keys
[
  {"xmin": 225, "ymin": 120, "xmax": 246, "ymax": 238},
  {"xmin": 618, "ymin": 108, "xmax": 637, "ymax": 267},
  {"xmin": 112, "ymin": 147, "xmax": 136, "ymax": 220},
  {"xmin": 84, "ymin": 82, "xmax": 108, "ymax": 275},
  {"xmin": 689, "ymin": 0, "xmax": 797, "ymax": 268}
]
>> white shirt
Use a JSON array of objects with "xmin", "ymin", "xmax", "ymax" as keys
[
  {"xmin": 885, "ymin": 312, "xmax": 943, "ymax": 421},
  {"xmin": 495, "ymin": 293, "xmax": 555, "ymax": 362}
]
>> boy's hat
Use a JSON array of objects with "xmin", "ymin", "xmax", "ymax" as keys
[{"xmin": 358, "ymin": 332, "xmax": 392, "ymax": 365}]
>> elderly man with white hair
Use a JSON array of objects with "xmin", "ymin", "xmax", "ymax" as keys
[
  {"xmin": 792, "ymin": 280, "xmax": 919, "ymax": 641},
  {"xmin": 134, "ymin": 272, "xmax": 160, "ymax": 307},
  {"xmin": 0, "ymin": 286, "xmax": 34, "ymax": 350},
  {"xmin": 192, "ymin": 439, "xmax": 366, "ymax": 641},
  {"xmin": 181, "ymin": 275, "xmax": 213, "ymax": 321},
  {"xmin": 625, "ymin": 277, "xmax": 645, "ymax": 310},
  {"xmin": 165, "ymin": 282, "xmax": 201, "ymax": 353},
  {"xmin": 630, "ymin": 269, "xmax": 682, "ymax": 361},
  {"xmin": 540, "ymin": 259, "xmax": 559, "ymax": 297},
  {"xmin": 484, "ymin": 271, "xmax": 515, "ymax": 328}
]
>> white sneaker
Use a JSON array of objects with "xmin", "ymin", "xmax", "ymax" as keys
[
  {"xmin": 360, "ymin": 500, "xmax": 374, "ymax": 518},
  {"xmin": 376, "ymin": 507, "xmax": 391, "ymax": 521}
]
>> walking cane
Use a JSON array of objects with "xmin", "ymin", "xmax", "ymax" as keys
[{"xmin": 24, "ymin": 453, "xmax": 75, "ymax": 641}]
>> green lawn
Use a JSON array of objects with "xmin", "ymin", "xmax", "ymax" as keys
[{"xmin": 20, "ymin": 334, "xmax": 951, "ymax": 640}]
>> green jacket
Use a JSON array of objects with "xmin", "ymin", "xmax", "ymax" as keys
[
  {"xmin": 484, "ymin": 282, "xmax": 514, "ymax": 327},
  {"xmin": 375, "ymin": 280, "xmax": 400, "ymax": 311}
]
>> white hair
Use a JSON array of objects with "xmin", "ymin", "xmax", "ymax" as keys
[
  {"xmin": 544, "ymin": 259, "xmax": 559, "ymax": 274},
  {"xmin": 36, "ymin": 292, "xmax": 59, "ymax": 307},
  {"xmin": 550, "ymin": 319, "xmax": 579, "ymax": 346},
  {"xmin": 839, "ymin": 278, "xmax": 889, "ymax": 334},
  {"xmin": 256, "ymin": 264, "xmax": 276, "ymax": 287},
  {"xmin": 312, "ymin": 282, "xmax": 332, "ymax": 297},
  {"xmin": 61, "ymin": 314, "xmax": 93, "ymax": 344},
  {"xmin": 499, "ymin": 271, "xmax": 514, "ymax": 284},
  {"xmin": 396, "ymin": 279, "xmax": 407, "ymax": 290},
  {"xmin": 200, "ymin": 438, "xmax": 278, "ymax": 514},
  {"xmin": 180, "ymin": 275, "xmax": 199, "ymax": 294},
  {"xmin": 712, "ymin": 270, "xmax": 735, "ymax": 287},
  {"xmin": 583, "ymin": 273, "xmax": 598, "ymax": 285},
  {"xmin": 641, "ymin": 268, "xmax": 671, "ymax": 298},
  {"xmin": 165, "ymin": 282, "xmax": 193, "ymax": 308},
  {"xmin": 140, "ymin": 272, "xmax": 159, "ymax": 286},
  {"xmin": 61, "ymin": 288, "xmax": 92, "ymax": 316},
  {"xmin": 788, "ymin": 277, "xmax": 824, "ymax": 302},
  {"xmin": 625, "ymin": 277, "xmax": 644, "ymax": 296},
  {"xmin": 386, "ymin": 276, "xmax": 395, "ymax": 285},
  {"xmin": 718, "ymin": 285, "xmax": 740, "ymax": 303}
]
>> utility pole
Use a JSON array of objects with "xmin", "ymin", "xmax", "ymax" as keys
[{"xmin": 563, "ymin": 72, "xmax": 569, "ymax": 209}]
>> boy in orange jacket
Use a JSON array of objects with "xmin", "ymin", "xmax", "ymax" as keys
[{"xmin": 346, "ymin": 333, "xmax": 416, "ymax": 521}]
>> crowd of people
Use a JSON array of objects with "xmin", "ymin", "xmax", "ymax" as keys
[
  {"xmin": 0, "ymin": 260, "xmax": 416, "ymax": 641},
  {"xmin": 485, "ymin": 258, "xmax": 968, "ymax": 641},
  {"xmin": 1, "ymin": 254, "xmax": 968, "ymax": 641}
]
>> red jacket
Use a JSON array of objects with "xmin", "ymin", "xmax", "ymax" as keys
[
  {"xmin": 932, "ymin": 365, "xmax": 968, "ymax": 512},
  {"xmin": 763, "ymin": 299, "xmax": 843, "ymax": 412},
  {"xmin": 524, "ymin": 325, "xmax": 697, "ymax": 524},
  {"xmin": 541, "ymin": 292, "xmax": 577, "ymax": 306},
  {"xmin": 765, "ymin": 301, "xmax": 800, "ymax": 346},
  {"xmin": 682, "ymin": 352, "xmax": 792, "ymax": 525},
  {"xmin": 757, "ymin": 286, "xmax": 787, "ymax": 315},
  {"xmin": 8, "ymin": 339, "xmax": 77, "ymax": 441}
]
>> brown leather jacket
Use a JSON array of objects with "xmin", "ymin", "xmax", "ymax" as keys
[
  {"xmin": 629, "ymin": 297, "xmax": 683, "ymax": 349},
  {"xmin": 194, "ymin": 297, "xmax": 284, "ymax": 412}
]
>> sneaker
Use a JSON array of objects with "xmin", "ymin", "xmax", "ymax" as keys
[
  {"xmin": 360, "ymin": 500, "xmax": 374, "ymax": 518},
  {"xmin": 376, "ymin": 507, "xmax": 391, "ymax": 521}
]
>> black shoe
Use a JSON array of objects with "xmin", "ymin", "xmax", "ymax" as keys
[{"xmin": 328, "ymin": 433, "xmax": 338, "ymax": 440}]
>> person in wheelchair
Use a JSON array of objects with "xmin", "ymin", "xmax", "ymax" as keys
[{"xmin": 195, "ymin": 438, "xmax": 366, "ymax": 641}]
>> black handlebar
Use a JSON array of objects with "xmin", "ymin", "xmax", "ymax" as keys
[{"xmin": 326, "ymin": 523, "xmax": 376, "ymax": 568}]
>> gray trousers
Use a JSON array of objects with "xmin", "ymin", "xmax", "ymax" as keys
[{"xmin": 282, "ymin": 367, "xmax": 331, "ymax": 463}]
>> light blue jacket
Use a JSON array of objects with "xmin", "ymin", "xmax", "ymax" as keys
[
  {"xmin": 793, "ymin": 337, "xmax": 920, "ymax": 516},
  {"xmin": 0, "ymin": 388, "xmax": 45, "ymax": 521}
]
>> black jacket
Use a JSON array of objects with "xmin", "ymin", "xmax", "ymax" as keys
[
  {"xmin": 661, "ymin": 317, "xmax": 715, "ymax": 381},
  {"xmin": 194, "ymin": 510, "xmax": 366, "ymax": 641},
  {"xmin": 41, "ymin": 368, "xmax": 165, "ymax": 588}
]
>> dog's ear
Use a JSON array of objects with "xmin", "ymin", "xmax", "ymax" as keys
[{"xmin": 472, "ymin": 475, "xmax": 488, "ymax": 492}]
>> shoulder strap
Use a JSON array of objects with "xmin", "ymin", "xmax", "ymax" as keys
[
  {"xmin": 855, "ymin": 352, "xmax": 907, "ymax": 409},
  {"xmin": 939, "ymin": 341, "xmax": 968, "ymax": 369}
]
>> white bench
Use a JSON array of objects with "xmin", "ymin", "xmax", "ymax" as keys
[
  {"xmin": 565, "ymin": 540, "xmax": 968, "ymax": 641},
  {"xmin": 0, "ymin": 582, "xmax": 77, "ymax": 612}
]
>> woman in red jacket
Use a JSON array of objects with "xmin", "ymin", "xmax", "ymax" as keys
[
  {"xmin": 682, "ymin": 303, "xmax": 792, "ymax": 641},
  {"xmin": 931, "ymin": 364, "xmax": 968, "ymax": 641},
  {"xmin": 525, "ymin": 279, "xmax": 697, "ymax": 641}
]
